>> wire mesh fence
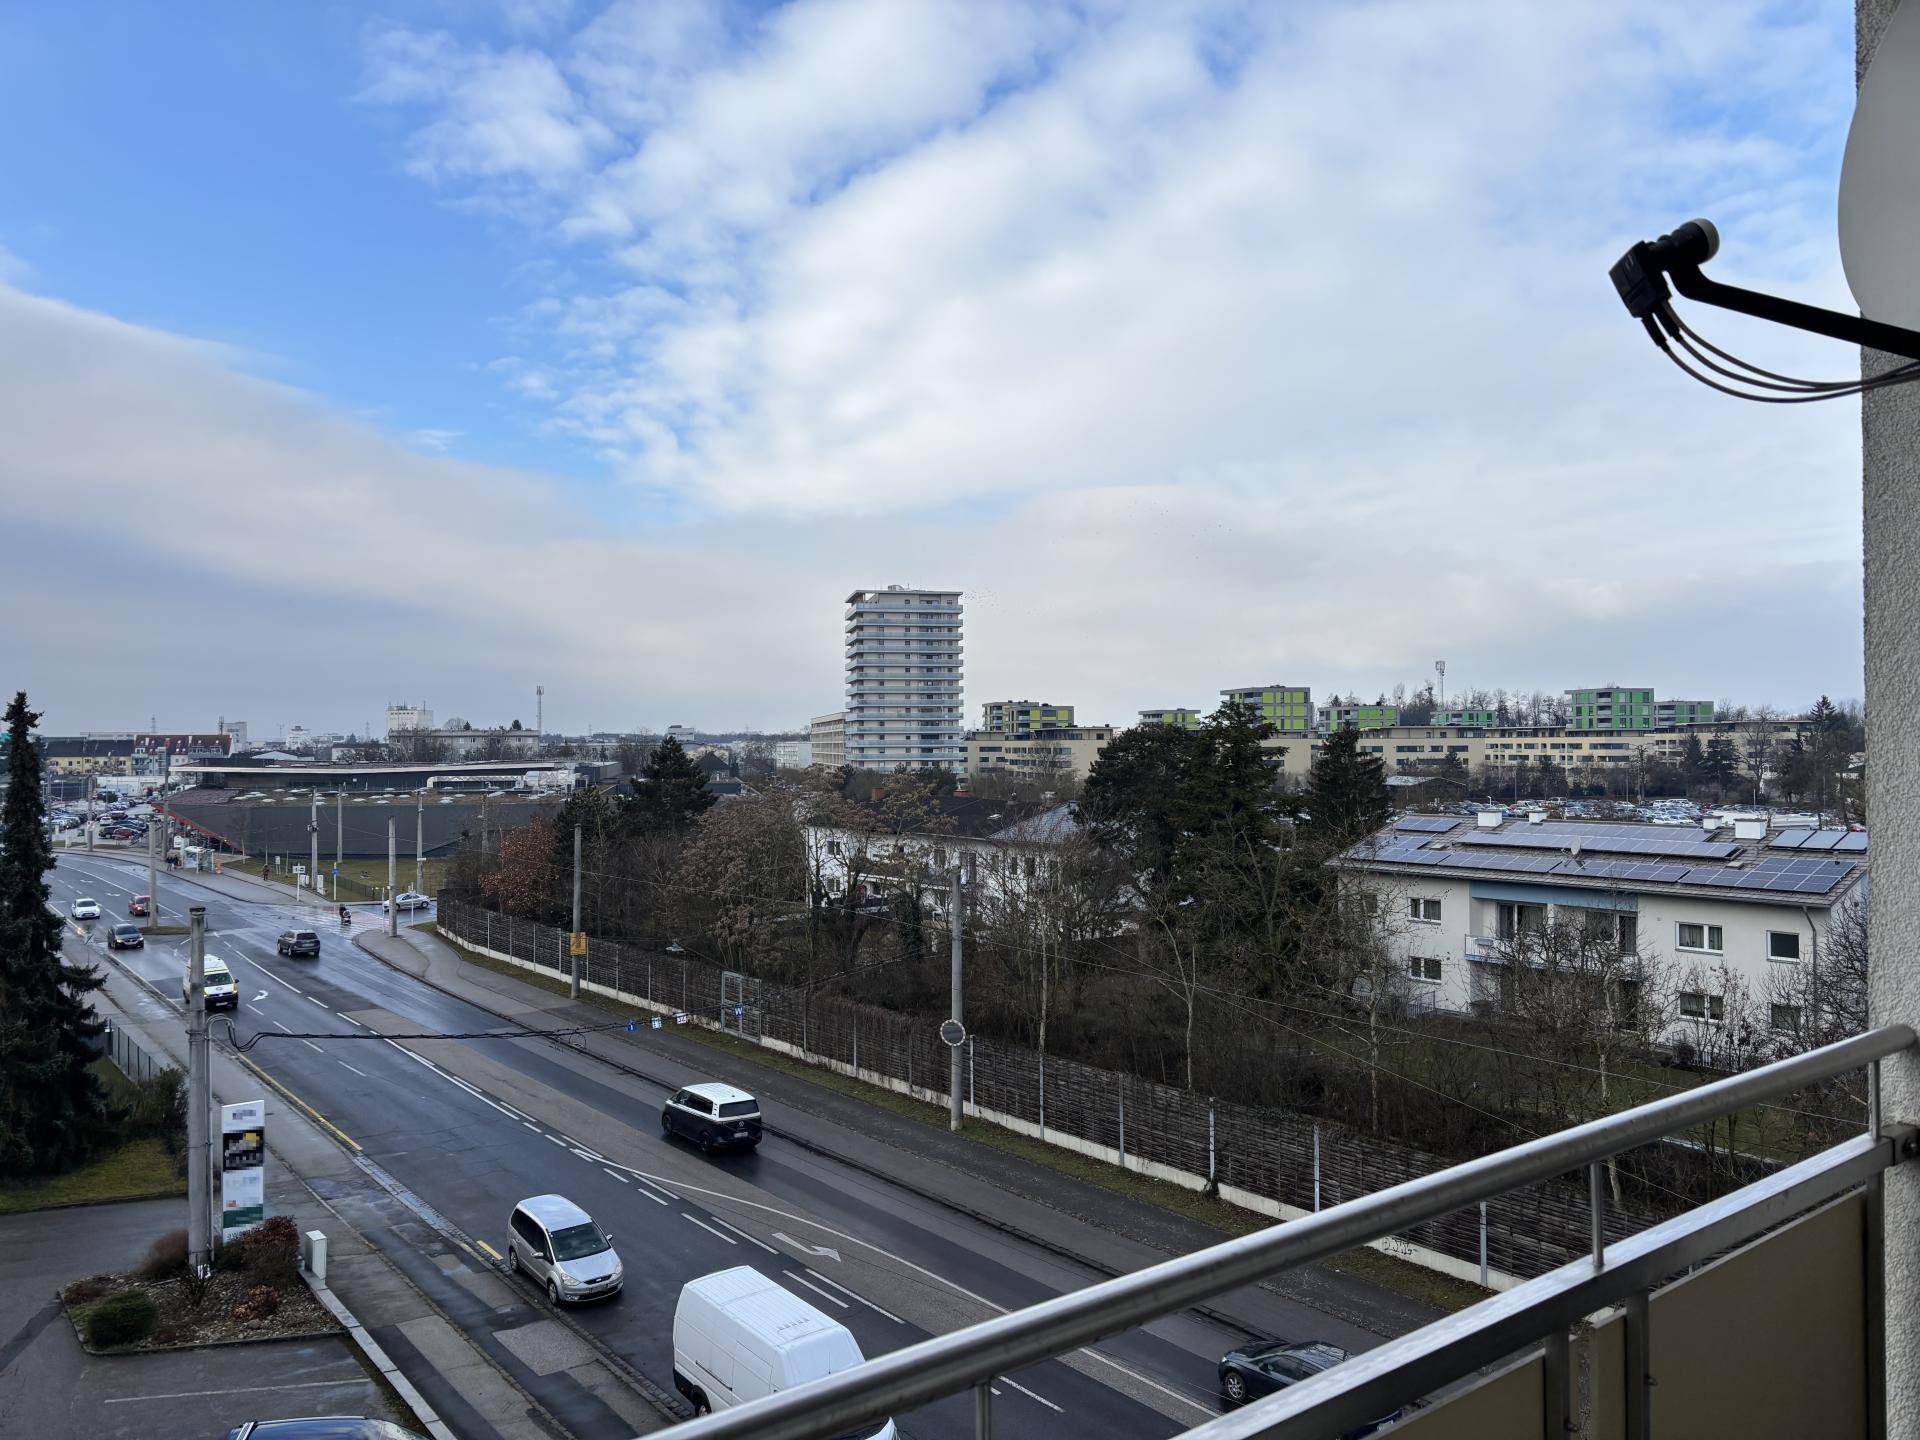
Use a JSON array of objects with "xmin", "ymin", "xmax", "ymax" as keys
[
  {"xmin": 439, "ymin": 898, "xmax": 1654, "ymax": 1281},
  {"xmin": 101, "ymin": 1022, "xmax": 173, "ymax": 1086}
]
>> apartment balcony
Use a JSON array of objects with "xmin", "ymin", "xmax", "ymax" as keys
[{"xmin": 671, "ymin": 1025, "xmax": 1913, "ymax": 1440}]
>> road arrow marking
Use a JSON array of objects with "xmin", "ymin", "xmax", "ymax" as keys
[{"xmin": 772, "ymin": 1231, "xmax": 841, "ymax": 1262}]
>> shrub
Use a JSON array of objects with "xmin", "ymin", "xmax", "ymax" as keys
[
  {"xmin": 232, "ymin": 1285, "xmax": 281, "ymax": 1323},
  {"xmin": 85, "ymin": 1290, "xmax": 157, "ymax": 1348},
  {"xmin": 124, "ymin": 1069, "xmax": 187, "ymax": 1151},
  {"xmin": 62, "ymin": 1277, "xmax": 107, "ymax": 1305},
  {"xmin": 230, "ymin": 1215, "xmax": 300, "ymax": 1289},
  {"xmin": 138, "ymin": 1229, "xmax": 188, "ymax": 1281}
]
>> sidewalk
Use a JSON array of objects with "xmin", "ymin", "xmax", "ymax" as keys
[
  {"xmin": 361, "ymin": 924, "xmax": 1443, "ymax": 1344},
  {"xmin": 86, "ymin": 956, "xmax": 647, "ymax": 1440}
]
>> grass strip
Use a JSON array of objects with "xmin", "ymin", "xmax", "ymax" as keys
[
  {"xmin": 429, "ymin": 925, "xmax": 1491, "ymax": 1314},
  {"xmin": 0, "ymin": 1137, "xmax": 184, "ymax": 1214}
]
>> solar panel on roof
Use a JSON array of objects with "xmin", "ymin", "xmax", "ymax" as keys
[
  {"xmin": 1801, "ymin": 831, "xmax": 1844, "ymax": 852},
  {"xmin": 1836, "ymin": 832, "xmax": 1869, "ymax": 852},
  {"xmin": 1770, "ymin": 830, "xmax": 1813, "ymax": 850},
  {"xmin": 1393, "ymin": 816, "xmax": 1459, "ymax": 833}
]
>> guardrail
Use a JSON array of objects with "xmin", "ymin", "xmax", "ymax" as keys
[{"xmin": 667, "ymin": 1024, "xmax": 1914, "ymax": 1440}]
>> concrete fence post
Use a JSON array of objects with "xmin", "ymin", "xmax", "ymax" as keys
[
  {"xmin": 1038, "ymin": 1053, "xmax": 1046, "ymax": 1139},
  {"xmin": 1314, "ymin": 1125, "xmax": 1322, "ymax": 1212},
  {"xmin": 1207, "ymin": 1099, "xmax": 1218, "ymax": 1195},
  {"xmin": 1118, "ymin": 1087, "xmax": 1126, "ymax": 1164},
  {"xmin": 968, "ymin": 1036, "xmax": 975, "ymax": 1110}
]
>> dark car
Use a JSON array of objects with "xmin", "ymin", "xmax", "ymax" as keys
[
  {"xmin": 1218, "ymin": 1341, "xmax": 1400, "ymax": 1435},
  {"xmin": 278, "ymin": 929, "xmax": 321, "ymax": 958},
  {"xmin": 107, "ymin": 924, "xmax": 144, "ymax": 950},
  {"xmin": 661, "ymin": 1083, "xmax": 762, "ymax": 1152},
  {"xmin": 226, "ymin": 1420, "xmax": 428, "ymax": 1440},
  {"xmin": 129, "ymin": 895, "xmax": 151, "ymax": 917}
]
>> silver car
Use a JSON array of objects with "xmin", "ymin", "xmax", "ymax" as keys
[{"xmin": 507, "ymin": 1194, "xmax": 623, "ymax": 1305}]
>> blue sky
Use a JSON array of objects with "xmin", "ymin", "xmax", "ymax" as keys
[{"xmin": 0, "ymin": 1, "xmax": 1870, "ymax": 736}]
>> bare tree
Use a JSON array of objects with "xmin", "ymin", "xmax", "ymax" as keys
[{"xmin": 1739, "ymin": 708, "xmax": 1780, "ymax": 808}]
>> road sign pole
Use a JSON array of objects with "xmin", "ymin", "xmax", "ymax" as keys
[
  {"xmin": 949, "ymin": 869, "xmax": 964, "ymax": 1132},
  {"xmin": 187, "ymin": 905, "xmax": 211, "ymax": 1273},
  {"xmin": 310, "ymin": 794, "xmax": 319, "ymax": 907},
  {"xmin": 570, "ymin": 825, "xmax": 582, "ymax": 1000},
  {"xmin": 334, "ymin": 790, "xmax": 343, "ymax": 901},
  {"xmin": 146, "ymin": 816, "xmax": 159, "ymax": 934},
  {"xmin": 416, "ymin": 792, "xmax": 424, "ymax": 895},
  {"xmin": 386, "ymin": 820, "xmax": 397, "ymax": 937}
]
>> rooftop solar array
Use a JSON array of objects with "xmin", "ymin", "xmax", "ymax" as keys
[
  {"xmin": 1453, "ymin": 829, "xmax": 1740, "ymax": 860},
  {"xmin": 1392, "ymin": 815, "xmax": 1461, "ymax": 833},
  {"xmin": 1354, "ymin": 831, "xmax": 1863, "ymax": 896},
  {"xmin": 1770, "ymin": 829, "xmax": 1868, "ymax": 853}
]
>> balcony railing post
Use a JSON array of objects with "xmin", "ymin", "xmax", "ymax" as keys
[
  {"xmin": 1588, "ymin": 1160, "xmax": 1606, "ymax": 1271},
  {"xmin": 1624, "ymin": 1289, "xmax": 1651, "ymax": 1439},
  {"xmin": 1542, "ymin": 1327, "xmax": 1569, "ymax": 1438},
  {"xmin": 974, "ymin": 1380, "xmax": 992, "ymax": 1440}
]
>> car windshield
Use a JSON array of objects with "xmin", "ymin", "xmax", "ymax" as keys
[
  {"xmin": 206, "ymin": 966, "xmax": 232, "ymax": 984},
  {"xmin": 549, "ymin": 1221, "xmax": 609, "ymax": 1261},
  {"xmin": 718, "ymin": 1100, "xmax": 758, "ymax": 1118},
  {"xmin": 292, "ymin": 932, "xmax": 316, "ymax": 941}
]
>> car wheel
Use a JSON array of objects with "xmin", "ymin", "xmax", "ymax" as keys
[
  {"xmin": 547, "ymin": 1279, "xmax": 560, "ymax": 1305},
  {"xmin": 697, "ymin": 1131, "xmax": 712, "ymax": 1155},
  {"xmin": 692, "ymin": 1400, "xmax": 711, "ymax": 1417},
  {"xmin": 661, "ymin": 1112, "xmax": 673, "ymax": 1137},
  {"xmin": 507, "ymin": 1245, "xmax": 518, "ymax": 1273},
  {"xmin": 1224, "ymin": 1372, "xmax": 1248, "ymax": 1405}
]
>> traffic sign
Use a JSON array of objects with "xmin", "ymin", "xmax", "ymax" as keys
[
  {"xmin": 569, "ymin": 931, "xmax": 587, "ymax": 958},
  {"xmin": 626, "ymin": 1020, "xmax": 637, "ymax": 1034},
  {"xmin": 939, "ymin": 1019, "xmax": 966, "ymax": 1048}
]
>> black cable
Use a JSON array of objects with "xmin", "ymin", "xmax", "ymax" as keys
[
  {"xmin": 1667, "ymin": 309, "xmax": 1916, "ymax": 391},
  {"xmin": 1648, "ymin": 304, "xmax": 1920, "ymax": 403}
]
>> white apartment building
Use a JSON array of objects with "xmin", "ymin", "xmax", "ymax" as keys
[
  {"xmin": 774, "ymin": 739, "xmax": 814, "ymax": 770},
  {"xmin": 809, "ymin": 712, "xmax": 846, "ymax": 771},
  {"xmin": 385, "ymin": 703, "xmax": 433, "ymax": 736},
  {"xmin": 844, "ymin": 586, "xmax": 964, "ymax": 773},
  {"xmin": 1337, "ymin": 813, "xmax": 1865, "ymax": 1043},
  {"xmin": 966, "ymin": 725, "xmax": 1115, "ymax": 783}
]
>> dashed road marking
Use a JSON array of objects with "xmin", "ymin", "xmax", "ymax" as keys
[
  {"xmin": 340, "ymin": 1061, "xmax": 369, "ymax": 1078},
  {"xmin": 782, "ymin": 1269, "xmax": 847, "ymax": 1308},
  {"xmin": 803, "ymin": 1267, "xmax": 903, "ymax": 1324},
  {"xmin": 996, "ymin": 1376, "xmax": 1063, "ymax": 1413},
  {"xmin": 603, "ymin": 1168, "xmax": 627, "ymax": 1184},
  {"xmin": 680, "ymin": 1213, "xmax": 736, "ymax": 1245},
  {"xmin": 709, "ymin": 1217, "xmax": 778, "ymax": 1256}
]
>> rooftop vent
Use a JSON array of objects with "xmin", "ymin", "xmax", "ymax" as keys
[
  {"xmin": 1476, "ymin": 811, "xmax": 1503, "ymax": 830},
  {"xmin": 1734, "ymin": 818, "xmax": 1766, "ymax": 841},
  {"xmin": 1528, "ymin": 811, "xmax": 1546, "ymax": 824}
]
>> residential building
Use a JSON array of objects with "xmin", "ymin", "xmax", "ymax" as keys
[
  {"xmin": 1336, "ymin": 812, "xmax": 1864, "ymax": 1037},
  {"xmin": 1317, "ymin": 699, "xmax": 1400, "ymax": 733},
  {"xmin": 774, "ymin": 739, "xmax": 814, "ymax": 770},
  {"xmin": 844, "ymin": 585, "xmax": 964, "ymax": 772},
  {"xmin": 1432, "ymin": 708, "xmax": 1496, "ymax": 727},
  {"xmin": 385, "ymin": 702, "xmax": 433, "ymax": 736},
  {"xmin": 416, "ymin": 726, "xmax": 539, "ymax": 760},
  {"xmin": 1138, "ymin": 708, "xmax": 1203, "ymax": 729},
  {"xmin": 219, "ymin": 719, "xmax": 249, "ymax": 747},
  {"xmin": 966, "ymin": 725, "xmax": 1114, "ymax": 783},
  {"xmin": 809, "ymin": 711, "xmax": 846, "ymax": 772},
  {"xmin": 1221, "ymin": 684, "xmax": 1314, "ymax": 732},
  {"xmin": 43, "ymin": 737, "xmax": 137, "ymax": 776},
  {"xmin": 1567, "ymin": 685, "xmax": 1656, "ymax": 731},
  {"xmin": 805, "ymin": 795, "xmax": 1085, "ymax": 916},
  {"xmin": 1656, "ymin": 698, "xmax": 1717, "ymax": 728},
  {"xmin": 980, "ymin": 700, "xmax": 1075, "ymax": 735}
]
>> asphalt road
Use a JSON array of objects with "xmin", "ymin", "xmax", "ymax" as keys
[{"xmin": 45, "ymin": 854, "xmax": 1270, "ymax": 1440}]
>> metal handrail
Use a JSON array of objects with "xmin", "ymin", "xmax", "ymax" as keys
[{"xmin": 668, "ymin": 1023, "xmax": 1913, "ymax": 1440}]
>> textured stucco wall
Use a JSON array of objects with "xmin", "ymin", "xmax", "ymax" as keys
[{"xmin": 1858, "ymin": 2, "xmax": 1920, "ymax": 1430}]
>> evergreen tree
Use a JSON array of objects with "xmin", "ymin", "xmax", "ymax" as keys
[
  {"xmin": 1701, "ymin": 737, "xmax": 1740, "ymax": 793},
  {"xmin": 0, "ymin": 692, "xmax": 114, "ymax": 1177},
  {"xmin": 622, "ymin": 734, "xmax": 716, "ymax": 836},
  {"xmin": 1681, "ymin": 733, "xmax": 1706, "ymax": 789},
  {"xmin": 1078, "ymin": 721, "xmax": 1202, "ymax": 881},
  {"xmin": 1305, "ymin": 724, "xmax": 1390, "ymax": 848}
]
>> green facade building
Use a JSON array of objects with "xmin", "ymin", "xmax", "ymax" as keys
[
  {"xmin": 1139, "ymin": 708, "xmax": 1203, "ymax": 730},
  {"xmin": 1220, "ymin": 685, "xmax": 1314, "ymax": 733},
  {"xmin": 1567, "ymin": 686, "xmax": 1656, "ymax": 732},
  {"xmin": 1655, "ymin": 698, "xmax": 1717, "ymax": 728},
  {"xmin": 1432, "ymin": 708, "xmax": 1496, "ymax": 727},
  {"xmin": 981, "ymin": 700, "xmax": 1075, "ymax": 736},
  {"xmin": 1319, "ymin": 700, "xmax": 1399, "ymax": 733}
]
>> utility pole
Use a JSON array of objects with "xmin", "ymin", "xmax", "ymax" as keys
[
  {"xmin": 334, "ymin": 789, "xmax": 343, "ymax": 902},
  {"xmin": 386, "ymin": 820, "xmax": 397, "ymax": 937},
  {"xmin": 415, "ymin": 791, "xmax": 424, "ymax": 894},
  {"xmin": 145, "ymin": 818, "xmax": 159, "ymax": 933},
  {"xmin": 570, "ymin": 823, "xmax": 582, "ymax": 1000},
  {"xmin": 537, "ymin": 685, "xmax": 545, "ymax": 752},
  {"xmin": 309, "ymin": 792, "xmax": 320, "ymax": 910},
  {"xmin": 86, "ymin": 773, "xmax": 95, "ymax": 853},
  {"xmin": 949, "ymin": 868, "xmax": 964, "ymax": 1132},
  {"xmin": 187, "ymin": 905, "xmax": 211, "ymax": 1273}
]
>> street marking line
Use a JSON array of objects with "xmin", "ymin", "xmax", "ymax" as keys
[
  {"xmin": 299, "ymin": 1039, "xmax": 324, "ymax": 1054},
  {"xmin": 522, "ymin": 1121, "xmax": 540, "ymax": 1132},
  {"xmin": 803, "ymin": 1267, "xmax": 903, "ymax": 1324},
  {"xmin": 603, "ymin": 1168, "xmax": 628, "ymax": 1184},
  {"xmin": 498, "ymin": 1102, "xmax": 532, "ymax": 1120},
  {"xmin": 253, "ymin": 967, "xmax": 303, "ymax": 996},
  {"xmin": 996, "ymin": 1376, "xmax": 1063, "ymax": 1413},
  {"xmin": 681, "ymin": 1213, "xmax": 737, "ymax": 1245},
  {"xmin": 306, "ymin": 993, "xmax": 330, "ymax": 1009},
  {"xmin": 781, "ymin": 1270, "xmax": 847, "ymax": 1308},
  {"xmin": 474, "ymin": 1238, "xmax": 503, "ymax": 1261},
  {"xmin": 629, "ymin": 1181, "xmax": 670, "ymax": 1206},
  {"xmin": 570, "ymin": 1148, "xmax": 600, "ymax": 1163},
  {"xmin": 543, "ymin": 1134, "xmax": 568, "ymax": 1147},
  {"xmin": 271, "ymin": 1019, "xmax": 294, "ymax": 1033},
  {"xmin": 710, "ymin": 1218, "xmax": 778, "ymax": 1256},
  {"xmin": 340, "ymin": 1062, "xmax": 369, "ymax": 1078},
  {"xmin": 236, "ymin": 1055, "xmax": 361, "ymax": 1153},
  {"xmin": 103, "ymin": 1379, "xmax": 366, "ymax": 1404}
]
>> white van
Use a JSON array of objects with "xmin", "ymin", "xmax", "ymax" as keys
[{"xmin": 673, "ymin": 1267, "xmax": 895, "ymax": 1437}]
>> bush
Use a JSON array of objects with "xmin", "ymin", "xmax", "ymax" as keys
[
  {"xmin": 124, "ymin": 1069, "xmax": 187, "ymax": 1153},
  {"xmin": 224, "ymin": 1215, "xmax": 300, "ymax": 1289},
  {"xmin": 232, "ymin": 1284, "xmax": 281, "ymax": 1322},
  {"xmin": 138, "ymin": 1229, "xmax": 188, "ymax": 1280},
  {"xmin": 62, "ymin": 1276, "xmax": 107, "ymax": 1305},
  {"xmin": 85, "ymin": 1290, "xmax": 157, "ymax": 1348}
]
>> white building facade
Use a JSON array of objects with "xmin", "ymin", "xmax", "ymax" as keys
[
  {"xmin": 844, "ymin": 586, "xmax": 964, "ymax": 773},
  {"xmin": 809, "ymin": 712, "xmax": 846, "ymax": 771},
  {"xmin": 774, "ymin": 739, "xmax": 814, "ymax": 770},
  {"xmin": 385, "ymin": 703, "xmax": 433, "ymax": 736}
]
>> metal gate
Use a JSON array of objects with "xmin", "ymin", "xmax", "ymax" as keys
[{"xmin": 720, "ymin": 970, "xmax": 761, "ymax": 1039}]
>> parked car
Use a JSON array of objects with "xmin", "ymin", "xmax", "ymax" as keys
[
  {"xmin": 107, "ymin": 924, "xmax": 144, "ymax": 950},
  {"xmin": 673, "ymin": 1266, "xmax": 894, "ymax": 1435},
  {"xmin": 129, "ymin": 895, "xmax": 150, "ymax": 916},
  {"xmin": 506, "ymin": 1194, "xmax": 622, "ymax": 1305},
  {"xmin": 70, "ymin": 897, "xmax": 100, "ymax": 920},
  {"xmin": 277, "ymin": 929, "xmax": 321, "ymax": 958},
  {"xmin": 102, "ymin": 826, "xmax": 139, "ymax": 840},
  {"xmin": 1217, "ymin": 1341, "xmax": 1400, "ymax": 1435},
  {"xmin": 382, "ymin": 891, "xmax": 432, "ymax": 914},
  {"xmin": 662, "ymin": 1083, "xmax": 762, "ymax": 1153},
  {"xmin": 185, "ymin": 957, "xmax": 239, "ymax": 1012},
  {"xmin": 225, "ymin": 1420, "xmax": 427, "ymax": 1440}
]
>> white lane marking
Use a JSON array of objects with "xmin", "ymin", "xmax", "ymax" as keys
[
  {"xmin": 803, "ymin": 1267, "xmax": 903, "ymax": 1324},
  {"xmin": 629, "ymin": 1180, "xmax": 670, "ymax": 1207},
  {"xmin": 251, "ymin": 991, "xmax": 268, "ymax": 1003},
  {"xmin": 333, "ymin": 1010, "xmax": 362, "ymax": 1025},
  {"xmin": 271, "ymin": 1020, "xmax": 294, "ymax": 1033},
  {"xmin": 340, "ymin": 1062, "xmax": 369, "ymax": 1078},
  {"xmin": 680, "ymin": 1213, "xmax": 737, "ymax": 1245},
  {"xmin": 772, "ymin": 1231, "xmax": 841, "ymax": 1263},
  {"xmin": 306, "ymin": 993, "xmax": 330, "ymax": 1009},
  {"xmin": 253, "ymin": 967, "xmax": 304, "ymax": 996},
  {"xmin": 781, "ymin": 1270, "xmax": 847, "ymax": 1308},
  {"xmin": 710, "ymin": 1218, "xmax": 778, "ymax": 1256},
  {"xmin": 522, "ymin": 1121, "xmax": 540, "ymax": 1132},
  {"xmin": 602, "ymin": 1168, "xmax": 627, "ymax": 1184},
  {"xmin": 543, "ymin": 1134, "xmax": 568, "ymax": 1147},
  {"xmin": 996, "ymin": 1376, "xmax": 1063, "ymax": 1413},
  {"xmin": 497, "ymin": 1102, "xmax": 532, "ymax": 1120},
  {"xmin": 570, "ymin": 1148, "xmax": 600, "ymax": 1163},
  {"xmin": 103, "ymin": 1378, "xmax": 365, "ymax": 1403}
]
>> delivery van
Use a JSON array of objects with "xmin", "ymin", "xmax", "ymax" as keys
[{"xmin": 672, "ymin": 1267, "xmax": 894, "ymax": 1437}]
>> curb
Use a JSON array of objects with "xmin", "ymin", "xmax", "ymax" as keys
[
  {"xmin": 302, "ymin": 1269, "xmax": 459, "ymax": 1440},
  {"xmin": 356, "ymin": 930, "xmax": 1280, "ymax": 1341}
]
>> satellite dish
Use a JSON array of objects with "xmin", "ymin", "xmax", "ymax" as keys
[{"xmin": 1840, "ymin": 0, "xmax": 1920, "ymax": 330}]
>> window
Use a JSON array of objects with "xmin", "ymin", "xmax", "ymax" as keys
[
  {"xmin": 1496, "ymin": 902, "xmax": 1546, "ymax": 940},
  {"xmin": 1410, "ymin": 956, "xmax": 1443, "ymax": 983},
  {"xmin": 1767, "ymin": 931, "xmax": 1802, "ymax": 962},
  {"xmin": 1770, "ymin": 1003, "xmax": 1802, "ymax": 1034},
  {"xmin": 1678, "ymin": 991, "xmax": 1725, "ymax": 1022},
  {"xmin": 932, "ymin": 847, "xmax": 947, "ymax": 869},
  {"xmin": 826, "ymin": 840, "xmax": 842, "ymax": 857},
  {"xmin": 1409, "ymin": 897, "xmax": 1442, "ymax": 924},
  {"xmin": 1676, "ymin": 922, "xmax": 1723, "ymax": 954}
]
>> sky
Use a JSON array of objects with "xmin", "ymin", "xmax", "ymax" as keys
[{"xmin": 0, "ymin": 0, "xmax": 1870, "ymax": 739}]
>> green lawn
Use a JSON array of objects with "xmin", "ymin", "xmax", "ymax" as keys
[
  {"xmin": 0, "ymin": 1137, "xmax": 184, "ymax": 1214},
  {"xmin": 238, "ymin": 854, "xmax": 449, "ymax": 903},
  {"xmin": 430, "ymin": 924, "xmax": 1492, "ymax": 1313}
]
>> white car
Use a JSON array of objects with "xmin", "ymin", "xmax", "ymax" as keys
[
  {"xmin": 70, "ymin": 897, "xmax": 101, "ymax": 920},
  {"xmin": 384, "ymin": 891, "xmax": 432, "ymax": 913},
  {"xmin": 507, "ymin": 1195, "xmax": 623, "ymax": 1305}
]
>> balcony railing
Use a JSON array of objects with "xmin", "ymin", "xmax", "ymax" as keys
[{"xmin": 669, "ymin": 1024, "xmax": 1914, "ymax": 1440}]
